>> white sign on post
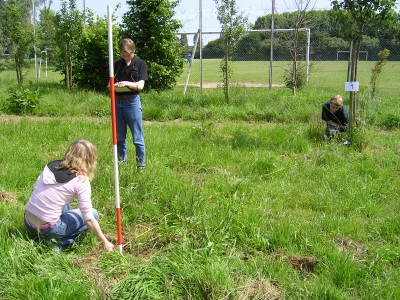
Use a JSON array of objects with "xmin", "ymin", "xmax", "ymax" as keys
[{"xmin": 345, "ymin": 81, "xmax": 359, "ymax": 92}]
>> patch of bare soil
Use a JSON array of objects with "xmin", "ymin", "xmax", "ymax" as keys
[
  {"xmin": 0, "ymin": 191, "xmax": 18, "ymax": 204},
  {"xmin": 275, "ymin": 249, "xmax": 319, "ymax": 276},
  {"xmin": 0, "ymin": 115, "xmax": 48, "ymax": 122},
  {"xmin": 183, "ymin": 82, "xmax": 285, "ymax": 88},
  {"xmin": 0, "ymin": 114, "xmax": 109, "ymax": 124},
  {"xmin": 237, "ymin": 278, "xmax": 283, "ymax": 300},
  {"xmin": 284, "ymin": 254, "xmax": 319, "ymax": 276}
]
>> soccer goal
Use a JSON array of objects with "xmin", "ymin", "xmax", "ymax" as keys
[
  {"xmin": 337, "ymin": 50, "xmax": 368, "ymax": 61},
  {"xmin": 177, "ymin": 28, "xmax": 311, "ymax": 94}
]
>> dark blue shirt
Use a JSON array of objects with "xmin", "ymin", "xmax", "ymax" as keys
[{"xmin": 321, "ymin": 101, "xmax": 349, "ymax": 129}]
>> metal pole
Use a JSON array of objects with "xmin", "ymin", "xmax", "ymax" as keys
[
  {"xmin": 269, "ymin": 0, "xmax": 275, "ymax": 90},
  {"xmin": 183, "ymin": 31, "xmax": 200, "ymax": 95},
  {"xmin": 39, "ymin": 52, "xmax": 42, "ymax": 78},
  {"xmin": 107, "ymin": 5, "xmax": 123, "ymax": 254},
  {"xmin": 83, "ymin": 0, "xmax": 86, "ymax": 23},
  {"xmin": 45, "ymin": 49, "xmax": 48, "ymax": 77},
  {"xmin": 32, "ymin": 0, "xmax": 38, "ymax": 81},
  {"xmin": 306, "ymin": 28, "xmax": 310, "ymax": 83},
  {"xmin": 199, "ymin": 0, "xmax": 203, "ymax": 93}
]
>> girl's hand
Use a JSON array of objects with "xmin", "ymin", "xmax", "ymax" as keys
[{"xmin": 102, "ymin": 241, "xmax": 115, "ymax": 252}]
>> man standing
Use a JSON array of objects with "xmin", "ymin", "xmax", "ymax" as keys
[{"xmin": 113, "ymin": 38, "xmax": 148, "ymax": 170}]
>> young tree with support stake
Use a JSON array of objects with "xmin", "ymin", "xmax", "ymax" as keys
[
  {"xmin": 284, "ymin": 0, "xmax": 314, "ymax": 95},
  {"xmin": 214, "ymin": 0, "xmax": 248, "ymax": 103},
  {"xmin": 331, "ymin": 0, "xmax": 397, "ymax": 129}
]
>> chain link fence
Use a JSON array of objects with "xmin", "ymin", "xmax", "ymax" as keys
[{"xmin": 178, "ymin": 30, "xmax": 399, "ymax": 96}]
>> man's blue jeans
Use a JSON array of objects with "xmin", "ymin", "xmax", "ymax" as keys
[
  {"xmin": 25, "ymin": 204, "xmax": 99, "ymax": 246},
  {"xmin": 116, "ymin": 95, "xmax": 146, "ymax": 168}
]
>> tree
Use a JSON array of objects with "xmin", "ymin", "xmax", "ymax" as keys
[
  {"xmin": 331, "ymin": 0, "xmax": 397, "ymax": 127},
  {"xmin": 214, "ymin": 0, "xmax": 248, "ymax": 102},
  {"xmin": 370, "ymin": 48, "xmax": 390, "ymax": 98},
  {"xmin": 37, "ymin": 4, "xmax": 57, "ymax": 64},
  {"xmin": 54, "ymin": 0, "xmax": 84, "ymax": 89},
  {"xmin": 235, "ymin": 32, "xmax": 265, "ymax": 61},
  {"xmin": 179, "ymin": 34, "xmax": 188, "ymax": 48},
  {"xmin": 0, "ymin": 0, "xmax": 9, "ymax": 64},
  {"xmin": 73, "ymin": 12, "xmax": 121, "ymax": 90},
  {"xmin": 281, "ymin": 0, "xmax": 315, "ymax": 95},
  {"xmin": 0, "ymin": 0, "xmax": 34, "ymax": 84},
  {"xmin": 202, "ymin": 38, "xmax": 224, "ymax": 59},
  {"xmin": 121, "ymin": 0, "xmax": 184, "ymax": 91}
]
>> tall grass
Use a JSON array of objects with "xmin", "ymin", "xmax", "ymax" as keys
[{"xmin": 0, "ymin": 68, "xmax": 399, "ymax": 299}]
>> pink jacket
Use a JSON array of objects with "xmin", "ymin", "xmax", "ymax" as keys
[{"xmin": 25, "ymin": 163, "xmax": 95, "ymax": 223}]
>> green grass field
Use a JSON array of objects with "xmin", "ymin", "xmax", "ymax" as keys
[{"xmin": 0, "ymin": 66, "xmax": 400, "ymax": 299}]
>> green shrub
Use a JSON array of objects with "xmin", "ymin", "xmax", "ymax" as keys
[
  {"xmin": 6, "ymin": 86, "xmax": 41, "ymax": 115},
  {"xmin": 284, "ymin": 62, "xmax": 308, "ymax": 90}
]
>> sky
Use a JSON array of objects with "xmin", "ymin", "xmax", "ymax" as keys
[{"xmin": 51, "ymin": 0, "xmax": 334, "ymax": 34}]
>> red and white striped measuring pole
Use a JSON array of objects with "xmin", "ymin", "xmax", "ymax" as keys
[{"xmin": 107, "ymin": 5, "xmax": 123, "ymax": 253}]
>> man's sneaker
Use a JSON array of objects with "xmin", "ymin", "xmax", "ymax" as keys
[{"xmin": 137, "ymin": 166, "xmax": 146, "ymax": 172}]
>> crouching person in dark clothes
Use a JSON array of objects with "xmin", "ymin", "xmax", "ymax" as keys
[{"xmin": 321, "ymin": 95, "xmax": 349, "ymax": 139}]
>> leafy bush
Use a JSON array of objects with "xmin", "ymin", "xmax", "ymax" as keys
[
  {"xmin": 6, "ymin": 86, "xmax": 41, "ymax": 115},
  {"xmin": 121, "ymin": 0, "xmax": 184, "ymax": 91},
  {"xmin": 284, "ymin": 62, "xmax": 308, "ymax": 90},
  {"xmin": 370, "ymin": 49, "xmax": 390, "ymax": 98},
  {"xmin": 73, "ymin": 15, "xmax": 120, "ymax": 91}
]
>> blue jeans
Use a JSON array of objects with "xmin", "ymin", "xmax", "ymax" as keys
[
  {"xmin": 116, "ymin": 95, "xmax": 146, "ymax": 168},
  {"xmin": 24, "ymin": 204, "xmax": 99, "ymax": 246},
  {"xmin": 326, "ymin": 123, "xmax": 340, "ymax": 138}
]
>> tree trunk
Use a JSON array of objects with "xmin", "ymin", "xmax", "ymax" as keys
[
  {"xmin": 349, "ymin": 39, "xmax": 361, "ymax": 129},
  {"xmin": 15, "ymin": 54, "xmax": 23, "ymax": 85},
  {"xmin": 292, "ymin": 29, "xmax": 299, "ymax": 96},
  {"xmin": 64, "ymin": 43, "xmax": 72, "ymax": 90},
  {"xmin": 224, "ymin": 39, "xmax": 230, "ymax": 103}
]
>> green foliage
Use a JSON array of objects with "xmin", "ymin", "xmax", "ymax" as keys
[
  {"xmin": 331, "ymin": 0, "xmax": 397, "ymax": 126},
  {"xmin": 54, "ymin": 0, "xmax": 85, "ymax": 89},
  {"xmin": 36, "ymin": 6, "xmax": 57, "ymax": 60},
  {"xmin": 5, "ymin": 86, "xmax": 41, "ymax": 115},
  {"xmin": 331, "ymin": 0, "xmax": 397, "ymax": 43},
  {"xmin": 370, "ymin": 48, "xmax": 390, "ymax": 98},
  {"xmin": 250, "ymin": 9, "xmax": 400, "ymax": 62},
  {"xmin": 121, "ymin": 0, "xmax": 184, "ymax": 91},
  {"xmin": 284, "ymin": 61, "xmax": 308, "ymax": 90},
  {"xmin": 0, "ymin": 0, "xmax": 34, "ymax": 84},
  {"xmin": 202, "ymin": 39, "xmax": 225, "ymax": 59},
  {"xmin": 73, "ymin": 14, "xmax": 120, "ymax": 91}
]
